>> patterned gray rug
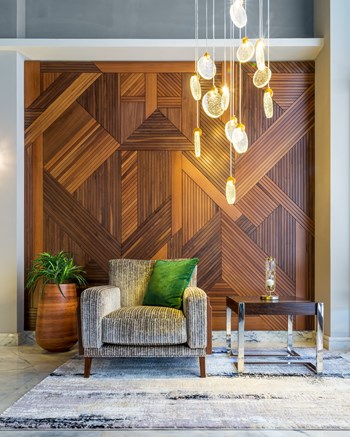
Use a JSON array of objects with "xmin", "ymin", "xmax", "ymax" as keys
[{"xmin": 1, "ymin": 348, "xmax": 350, "ymax": 430}]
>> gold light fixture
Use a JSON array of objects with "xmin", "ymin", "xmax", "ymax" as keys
[
  {"xmin": 225, "ymin": 116, "xmax": 238, "ymax": 142},
  {"xmin": 193, "ymin": 127, "xmax": 202, "ymax": 157},
  {"xmin": 232, "ymin": 123, "xmax": 248, "ymax": 153},
  {"xmin": 253, "ymin": 65, "xmax": 271, "ymax": 88},
  {"xmin": 263, "ymin": 0, "xmax": 274, "ymax": 119},
  {"xmin": 202, "ymin": 86, "xmax": 224, "ymax": 118},
  {"xmin": 226, "ymin": 175, "xmax": 236, "ymax": 204},
  {"xmin": 230, "ymin": 0, "xmax": 247, "ymax": 29},
  {"xmin": 233, "ymin": 42, "xmax": 249, "ymax": 154},
  {"xmin": 190, "ymin": 74, "xmax": 201, "ymax": 100},
  {"xmin": 255, "ymin": 39, "xmax": 265, "ymax": 70},
  {"xmin": 237, "ymin": 36, "xmax": 255, "ymax": 63},
  {"xmin": 263, "ymin": 88, "xmax": 273, "ymax": 118},
  {"xmin": 197, "ymin": 52, "xmax": 216, "ymax": 80},
  {"xmin": 221, "ymin": 84, "xmax": 230, "ymax": 110}
]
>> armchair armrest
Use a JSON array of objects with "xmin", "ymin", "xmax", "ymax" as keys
[
  {"xmin": 81, "ymin": 285, "xmax": 121, "ymax": 349},
  {"xmin": 183, "ymin": 287, "xmax": 207, "ymax": 349}
]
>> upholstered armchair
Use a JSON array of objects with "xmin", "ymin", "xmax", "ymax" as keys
[{"xmin": 80, "ymin": 259, "xmax": 212, "ymax": 378}]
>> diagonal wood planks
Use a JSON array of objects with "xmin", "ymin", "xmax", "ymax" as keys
[{"xmin": 24, "ymin": 61, "xmax": 315, "ymax": 331}]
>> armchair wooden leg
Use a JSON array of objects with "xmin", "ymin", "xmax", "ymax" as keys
[
  {"xmin": 206, "ymin": 297, "xmax": 213, "ymax": 355},
  {"xmin": 199, "ymin": 356, "xmax": 206, "ymax": 378},
  {"xmin": 84, "ymin": 357, "xmax": 93, "ymax": 378}
]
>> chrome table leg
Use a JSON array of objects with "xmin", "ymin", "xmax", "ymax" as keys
[
  {"xmin": 287, "ymin": 315, "xmax": 293, "ymax": 354},
  {"xmin": 226, "ymin": 306, "xmax": 232, "ymax": 354},
  {"xmin": 237, "ymin": 302, "xmax": 245, "ymax": 373},
  {"xmin": 316, "ymin": 302, "xmax": 324, "ymax": 373}
]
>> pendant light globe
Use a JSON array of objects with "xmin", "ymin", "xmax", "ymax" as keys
[
  {"xmin": 202, "ymin": 87, "xmax": 225, "ymax": 118},
  {"xmin": 226, "ymin": 176, "xmax": 236, "ymax": 204},
  {"xmin": 197, "ymin": 52, "xmax": 216, "ymax": 80},
  {"xmin": 232, "ymin": 123, "xmax": 249, "ymax": 154},
  {"xmin": 230, "ymin": 0, "xmax": 247, "ymax": 28},
  {"xmin": 237, "ymin": 37, "xmax": 255, "ymax": 63}
]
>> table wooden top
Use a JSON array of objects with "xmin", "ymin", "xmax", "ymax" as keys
[{"xmin": 226, "ymin": 295, "xmax": 321, "ymax": 316}]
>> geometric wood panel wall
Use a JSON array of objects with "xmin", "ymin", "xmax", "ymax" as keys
[{"xmin": 24, "ymin": 61, "xmax": 315, "ymax": 330}]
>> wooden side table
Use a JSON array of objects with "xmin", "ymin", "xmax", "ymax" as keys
[{"xmin": 226, "ymin": 296, "xmax": 324, "ymax": 374}]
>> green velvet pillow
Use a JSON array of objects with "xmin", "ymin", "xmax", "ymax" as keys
[{"xmin": 143, "ymin": 259, "xmax": 199, "ymax": 309}]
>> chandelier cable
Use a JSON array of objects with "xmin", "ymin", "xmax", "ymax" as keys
[
  {"xmin": 267, "ymin": 0, "xmax": 270, "ymax": 85},
  {"xmin": 212, "ymin": 0, "xmax": 215, "ymax": 86},
  {"xmin": 223, "ymin": 0, "xmax": 226, "ymax": 85},
  {"xmin": 239, "ymin": 27, "xmax": 242, "ymax": 122},
  {"xmin": 259, "ymin": 0, "xmax": 263, "ymax": 39}
]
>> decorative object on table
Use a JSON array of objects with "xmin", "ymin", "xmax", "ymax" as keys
[
  {"xmin": 26, "ymin": 251, "xmax": 86, "ymax": 352},
  {"xmin": 80, "ymin": 258, "xmax": 212, "ymax": 378},
  {"xmin": 261, "ymin": 256, "xmax": 279, "ymax": 301}
]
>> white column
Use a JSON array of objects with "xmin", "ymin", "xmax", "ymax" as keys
[
  {"xmin": 0, "ymin": 52, "xmax": 25, "ymax": 344},
  {"xmin": 315, "ymin": 0, "xmax": 350, "ymax": 350}
]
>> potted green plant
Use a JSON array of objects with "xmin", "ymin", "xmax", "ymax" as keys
[{"xmin": 26, "ymin": 251, "xmax": 86, "ymax": 352}]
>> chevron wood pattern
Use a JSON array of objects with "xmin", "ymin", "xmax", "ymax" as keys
[{"xmin": 24, "ymin": 61, "xmax": 315, "ymax": 331}]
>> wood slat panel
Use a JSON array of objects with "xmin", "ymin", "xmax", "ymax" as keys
[
  {"xmin": 74, "ymin": 151, "xmax": 121, "ymax": 239},
  {"xmin": 236, "ymin": 84, "xmax": 315, "ymax": 201},
  {"xmin": 121, "ymin": 109, "xmax": 192, "ymax": 150},
  {"xmin": 78, "ymin": 73, "xmax": 120, "ymax": 141},
  {"xmin": 121, "ymin": 73, "xmax": 145, "ymax": 97},
  {"xmin": 121, "ymin": 151, "xmax": 138, "ymax": 243},
  {"xmin": 44, "ymin": 171, "xmax": 121, "ymax": 269},
  {"xmin": 25, "ymin": 73, "xmax": 101, "ymax": 146},
  {"xmin": 182, "ymin": 156, "xmax": 242, "ymax": 222},
  {"xmin": 24, "ymin": 61, "xmax": 315, "ymax": 331},
  {"xmin": 96, "ymin": 62, "xmax": 194, "ymax": 73},
  {"xmin": 24, "ymin": 61, "xmax": 41, "ymax": 108},
  {"xmin": 259, "ymin": 176, "xmax": 315, "ymax": 235},
  {"xmin": 122, "ymin": 200, "xmax": 172, "ymax": 259},
  {"xmin": 182, "ymin": 172, "xmax": 218, "ymax": 244}
]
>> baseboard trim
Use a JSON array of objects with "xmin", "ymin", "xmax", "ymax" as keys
[
  {"xmin": 0, "ymin": 331, "xmax": 35, "ymax": 346},
  {"xmin": 324, "ymin": 335, "xmax": 350, "ymax": 351}
]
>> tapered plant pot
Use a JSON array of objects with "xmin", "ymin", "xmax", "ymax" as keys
[{"xmin": 35, "ymin": 283, "xmax": 78, "ymax": 352}]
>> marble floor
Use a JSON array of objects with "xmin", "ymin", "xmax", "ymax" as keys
[{"xmin": 0, "ymin": 334, "xmax": 349, "ymax": 436}]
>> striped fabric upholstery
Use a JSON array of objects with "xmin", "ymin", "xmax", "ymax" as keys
[
  {"xmin": 109, "ymin": 259, "xmax": 154, "ymax": 307},
  {"xmin": 109, "ymin": 259, "xmax": 198, "ymax": 307},
  {"xmin": 183, "ymin": 287, "xmax": 207, "ymax": 348},
  {"xmin": 81, "ymin": 285, "xmax": 121, "ymax": 349},
  {"xmin": 81, "ymin": 259, "xmax": 206, "ymax": 361},
  {"xmin": 102, "ymin": 306, "xmax": 187, "ymax": 345},
  {"xmin": 84, "ymin": 345, "xmax": 206, "ymax": 358}
]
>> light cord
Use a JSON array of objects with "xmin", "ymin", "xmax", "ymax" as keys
[
  {"xmin": 244, "ymin": 0, "xmax": 247, "ymax": 37},
  {"xmin": 206, "ymin": 0, "xmax": 208, "ymax": 50},
  {"xmin": 223, "ymin": 0, "xmax": 226, "ymax": 85},
  {"xmin": 259, "ymin": 0, "xmax": 263, "ymax": 39},
  {"xmin": 195, "ymin": 0, "xmax": 198, "ymax": 72},
  {"xmin": 196, "ymin": 99, "xmax": 199, "ymax": 126},
  {"xmin": 230, "ymin": 142, "xmax": 233, "ymax": 176},
  {"xmin": 239, "ymin": 27, "xmax": 242, "ymax": 122},
  {"xmin": 267, "ymin": 0, "xmax": 270, "ymax": 85},
  {"xmin": 212, "ymin": 0, "xmax": 215, "ymax": 86}
]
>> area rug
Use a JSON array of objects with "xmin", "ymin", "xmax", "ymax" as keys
[{"xmin": 1, "ymin": 348, "xmax": 350, "ymax": 430}]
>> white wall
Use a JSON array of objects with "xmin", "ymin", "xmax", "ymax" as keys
[
  {"xmin": 315, "ymin": 0, "xmax": 350, "ymax": 349},
  {"xmin": 0, "ymin": 51, "xmax": 24, "ymax": 334}
]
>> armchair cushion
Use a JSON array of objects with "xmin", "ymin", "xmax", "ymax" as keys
[
  {"xmin": 143, "ymin": 258, "xmax": 199, "ymax": 309},
  {"xmin": 102, "ymin": 305, "xmax": 187, "ymax": 345}
]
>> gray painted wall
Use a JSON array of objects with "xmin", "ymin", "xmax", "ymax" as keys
[{"xmin": 0, "ymin": 0, "xmax": 314, "ymax": 39}]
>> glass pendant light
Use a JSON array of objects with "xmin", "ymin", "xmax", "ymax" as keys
[
  {"xmin": 253, "ymin": 65, "xmax": 272, "ymax": 88},
  {"xmin": 190, "ymin": 74, "xmax": 201, "ymax": 101},
  {"xmin": 221, "ymin": 85, "xmax": 230, "ymax": 110},
  {"xmin": 263, "ymin": 88, "xmax": 273, "ymax": 118},
  {"xmin": 230, "ymin": 0, "xmax": 247, "ymax": 29},
  {"xmin": 225, "ymin": 116, "xmax": 238, "ymax": 142},
  {"xmin": 193, "ymin": 127, "xmax": 202, "ymax": 157},
  {"xmin": 226, "ymin": 176, "xmax": 236, "ymax": 204},
  {"xmin": 197, "ymin": 52, "xmax": 216, "ymax": 80},
  {"xmin": 202, "ymin": 86, "xmax": 224, "ymax": 118},
  {"xmin": 232, "ymin": 123, "xmax": 248, "ymax": 154},
  {"xmin": 255, "ymin": 39, "xmax": 265, "ymax": 70},
  {"xmin": 237, "ymin": 37, "xmax": 255, "ymax": 63}
]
